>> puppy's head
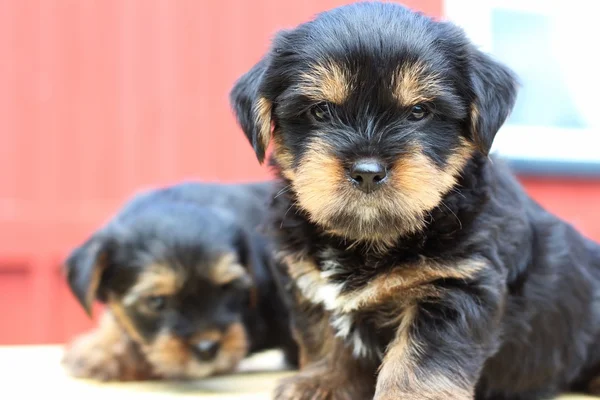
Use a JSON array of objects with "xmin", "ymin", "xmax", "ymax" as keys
[
  {"xmin": 65, "ymin": 203, "xmax": 258, "ymax": 379},
  {"xmin": 231, "ymin": 2, "xmax": 518, "ymax": 245}
]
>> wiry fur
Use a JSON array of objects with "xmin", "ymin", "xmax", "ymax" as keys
[{"xmin": 230, "ymin": 2, "xmax": 600, "ymax": 399}]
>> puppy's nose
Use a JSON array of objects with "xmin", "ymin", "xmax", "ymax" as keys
[
  {"xmin": 350, "ymin": 159, "xmax": 387, "ymax": 193},
  {"xmin": 193, "ymin": 340, "xmax": 220, "ymax": 361}
]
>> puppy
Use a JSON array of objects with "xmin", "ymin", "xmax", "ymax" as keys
[
  {"xmin": 62, "ymin": 181, "xmax": 298, "ymax": 381},
  {"xmin": 230, "ymin": 3, "xmax": 600, "ymax": 399}
]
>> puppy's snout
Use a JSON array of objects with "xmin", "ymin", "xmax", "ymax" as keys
[
  {"xmin": 349, "ymin": 159, "xmax": 387, "ymax": 193},
  {"xmin": 193, "ymin": 340, "xmax": 220, "ymax": 361}
]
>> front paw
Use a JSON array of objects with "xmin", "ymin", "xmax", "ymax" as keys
[
  {"xmin": 274, "ymin": 373, "xmax": 365, "ymax": 400},
  {"xmin": 374, "ymin": 386, "xmax": 473, "ymax": 400},
  {"xmin": 62, "ymin": 330, "xmax": 152, "ymax": 381},
  {"xmin": 62, "ymin": 334, "xmax": 123, "ymax": 381}
]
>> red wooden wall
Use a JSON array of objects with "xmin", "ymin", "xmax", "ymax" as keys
[{"xmin": 1, "ymin": 0, "xmax": 599, "ymax": 345}]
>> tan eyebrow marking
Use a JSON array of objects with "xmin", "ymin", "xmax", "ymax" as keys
[
  {"xmin": 299, "ymin": 61, "xmax": 354, "ymax": 104},
  {"xmin": 123, "ymin": 263, "xmax": 182, "ymax": 306},
  {"xmin": 209, "ymin": 253, "xmax": 249, "ymax": 286},
  {"xmin": 392, "ymin": 61, "xmax": 445, "ymax": 106}
]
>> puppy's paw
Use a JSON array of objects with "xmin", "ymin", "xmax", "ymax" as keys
[
  {"xmin": 274, "ymin": 373, "xmax": 361, "ymax": 400},
  {"xmin": 374, "ymin": 387, "xmax": 472, "ymax": 400},
  {"xmin": 62, "ymin": 328, "xmax": 153, "ymax": 381},
  {"xmin": 62, "ymin": 332, "xmax": 124, "ymax": 381}
]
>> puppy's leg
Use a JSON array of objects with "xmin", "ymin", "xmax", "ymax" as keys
[
  {"xmin": 274, "ymin": 294, "xmax": 376, "ymax": 400},
  {"xmin": 375, "ymin": 285, "xmax": 503, "ymax": 400},
  {"xmin": 62, "ymin": 311, "xmax": 154, "ymax": 381}
]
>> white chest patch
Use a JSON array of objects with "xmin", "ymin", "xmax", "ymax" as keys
[
  {"xmin": 292, "ymin": 254, "xmax": 373, "ymax": 358},
  {"xmin": 295, "ymin": 268, "xmax": 345, "ymax": 311}
]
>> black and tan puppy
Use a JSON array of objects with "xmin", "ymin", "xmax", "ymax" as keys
[
  {"xmin": 62, "ymin": 181, "xmax": 297, "ymax": 381},
  {"xmin": 231, "ymin": 2, "xmax": 600, "ymax": 399}
]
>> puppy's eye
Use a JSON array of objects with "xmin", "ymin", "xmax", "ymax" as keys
[
  {"xmin": 308, "ymin": 102, "xmax": 331, "ymax": 122},
  {"xmin": 145, "ymin": 296, "xmax": 167, "ymax": 312},
  {"xmin": 408, "ymin": 104, "xmax": 428, "ymax": 121}
]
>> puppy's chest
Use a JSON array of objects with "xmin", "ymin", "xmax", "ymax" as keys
[{"xmin": 290, "ymin": 249, "xmax": 418, "ymax": 359}]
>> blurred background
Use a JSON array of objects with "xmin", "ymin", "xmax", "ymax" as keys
[{"xmin": 0, "ymin": 0, "xmax": 599, "ymax": 346}]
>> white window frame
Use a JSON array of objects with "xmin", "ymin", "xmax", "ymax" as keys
[{"xmin": 444, "ymin": 0, "xmax": 600, "ymax": 175}]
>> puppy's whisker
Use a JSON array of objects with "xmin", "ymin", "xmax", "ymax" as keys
[
  {"xmin": 275, "ymin": 184, "xmax": 292, "ymax": 199},
  {"xmin": 440, "ymin": 200, "xmax": 462, "ymax": 230}
]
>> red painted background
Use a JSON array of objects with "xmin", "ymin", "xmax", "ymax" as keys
[{"xmin": 1, "ymin": 0, "xmax": 599, "ymax": 345}]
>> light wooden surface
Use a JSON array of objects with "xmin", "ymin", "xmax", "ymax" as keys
[{"xmin": 0, "ymin": 345, "xmax": 596, "ymax": 399}]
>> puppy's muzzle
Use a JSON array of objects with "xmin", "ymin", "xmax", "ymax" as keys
[
  {"xmin": 349, "ymin": 158, "xmax": 387, "ymax": 193},
  {"xmin": 192, "ymin": 340, "xmax": 220, "ymax": 361}
]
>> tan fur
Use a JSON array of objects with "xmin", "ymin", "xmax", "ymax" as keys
[
  {"xmin": 392, "ymin": 61, "xmax": 445, "ymax": 106},
  {"xmin": 145, "ymin": 322, "xmax": 248, "ymax": 379},
  {"xmin": 209, "ymin": 253, "xmax": 249, "ymax": 286},
  {"xmin": 299, "ymin": 61, "xmax": 353, "ymax": 104},
  {"xmin": 375, "ymin": 305, "xmax": 473, "ymax": 400},
  {"xmin": 272, "ymin": 134, "xmax": 296, "ymax": 180},
  {"xmin": 84, "ymin": 251, "xmax": 108, "ymax": 312},
  {"xmin": 122, "ymin": 263, "xmax": 182, "ymax": 308},
  {"xmin": 292, "ymin": 137, "xmax": 348, "ymax": 226},
  {"xmin": 386, "ymin": 138, "xmax": 474, "ymax": 233},
  {"xmin": 62, "ymin": 311, "xmax": 155, "ymax": 381},
  {"xmin": 470, "ymin": 103, "xmax": 490, "ymax": 154},
  {"xmin": 214, "ymin": 322, "xmax": 249, "ymax": 373},
  {"xmin": 254, "ymin": 96, "xmax": 272, "ymax": 155},
  {"xmin": 109, "ymin": 297, "xmax": 146, "ymax": 343},
  {"xmin": 288, "ymin": 136, "xmax": 474, "ymax": 247},
  {"xmin": 274, "ymin": 308, "xmax": 375, "ymax": 400},
  {"xmin": 191, "ymin": 329, "xmax": 222, "ymax": 344},
  {"xmin": 340, "ymin": 258, "xmax": 485, "ymax": 312},
  {"xmin": 283, "ymin": 252, "xmax": 484, "ymax": 314}
]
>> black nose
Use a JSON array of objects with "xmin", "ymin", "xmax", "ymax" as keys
[
  {"xmin": 349, "ymin": 159, "xmax": 387, "ymax": 193},
  {"xmin": 192, "ymin": 340, "xmax": 220, "ymax": 361}
]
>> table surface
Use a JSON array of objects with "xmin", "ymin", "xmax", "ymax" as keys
[{"xmin": 0, "ymin": 345, "xmax": 596, "ymax": 399}]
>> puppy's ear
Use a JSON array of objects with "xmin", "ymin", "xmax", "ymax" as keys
[
  {"xmin": 468, "ymin": 49, "xmax": 518, "ymax": 154},
  {"xmin": 64, "ymin": 236, "xmax": 114, "ymax": 317},
  {"xmin": 230, "ymin": 56, "xmax": 273, "ymax": 164}
]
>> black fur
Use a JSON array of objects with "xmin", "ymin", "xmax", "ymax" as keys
[
  {"xmin": 65, "ymin": 181, "xmax": 298, "ymax": 369},
  {"xmin": 231, "ymin": 2, "xmax": 600, "ymax": 399}
]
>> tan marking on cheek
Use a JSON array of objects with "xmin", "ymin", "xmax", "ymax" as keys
[
  {"xmin": 214, "ymin": 322, "xmax": 249, "ymax": 374},
  {"xmin": 292, "ymin": 138, "xmax": 347, "ymax": 227},
  {"xmin": 191, "ymin": 329, "xmax": 222, "ymax": 344},
  {"xmin": 209, "ymin": 253, "xmax": 249, "ymax": 286},
  {"xmin": 142, "ymin": 331, "xmax": 192, "ymax": 378},
  {"xmin": 108, "ymin": 297, "xmax": 146, "ymax": 344},
  {"xmin": 288, "ymin": 136, "xmax": 473, "ymax": 245},
  {"xmin": 272, "ymin": 134, "xmax": 296, "ymax": 180},
  {"xmin": 255, "ymin": 96, "xmax": 272, "ymax": 151},
  {"xmin": 389, "ymin": 139, "xmax": 473, "ymax": 215},
  {"xmin": 340, "ymin": 259, "xmax": 485, "ymax": 312},
  {"xmin": 123, "ymin": 263, "xmax": 182, "ymax": 307},
  {"xmin": 299, "ymin": 61, "xmax": 353, "ymax": 104},
  {"xmin": 392, "ymin": 62, "xmax": 444, "ymax": 106}
]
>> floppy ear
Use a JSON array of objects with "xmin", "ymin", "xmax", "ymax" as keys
[
  {"xmin": 64, "ymin": 236, "xmax": 114, "ymax": 317},
  {"xmin": 468, "ymin": 49, "xmax": 519, "ymax": 155},
  {"xmin": 230, "ymin": 56, "xmax": 273, "ymax": 164}
]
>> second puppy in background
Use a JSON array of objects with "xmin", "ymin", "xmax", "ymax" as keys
[{"xmin": 62, "ymin": 181, "xmax": 298, "ymax": 381}]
